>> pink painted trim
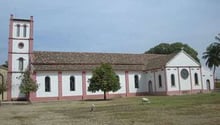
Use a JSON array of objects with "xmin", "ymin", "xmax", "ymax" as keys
[
  {"xmin": 7, "ymin": 15, "xmax": 14, "ymax": 101},
  {"xmin": 60, "ymin": 96, "xmax": 83, "ymax": 100},
  {"xmin": 29, "ymin": 16, "xmax": 34, "ymax": 71},
  {"xmin": 58, "ymin": 71, "xmax": 62, "ymax": 100},
  {"xmin": 164, "ymin": 68, "xmax": 168, "ymax": 93},
  {"xmin": 29, "ymin": 72, "xmax": 37, "ymax": 101},
  {"xmin": 29, "ymin": 16, "xmax": 34, "ymax": 53},
  {"xmin": 7, "ymin": 73, "xmax": 12, "ymax": 101},
  {"xmin": 189, "ymin": 68, "xmax": 193, "ymax": 94},
  {"xmin": 30, "ymin": 96, "xmax": 84, "ymax": 102},
  {"xmin": 153, "ymin": 71, "xmax": 156, "ymax": 92},
  {"xmin": 8, "ymin": 15, "xmax": 13, "ymax": 72},
  {"xmin": 31, "ymin": 97, "xmax": 60, "ymax": 102},
  {"xmin": 127, "ymin": 92, "xmax": 147, "ymax": 96},
  {"xmin": 82, "ymin": 71, "xmax": 86, "ymax": 100},
  {"xmin": 85, "ymin": 94, "xmax": 106, "ymax": 99},
  {"xmin": 200, "ymin": 67, "xmax": 204, "ymax": 91},
  {"xmin": 125, "ymin": 71, "xmax": 129, "ymax": 96},
  {"xmin": 106, "ymin": 92, "xmax": 110, "ymax": 99},
  {"xmin": 167, "ymin": 89, "xmax": 204, "ymax": 95},
  {"xmin": 177, "ymin": 67, "xmax": 181, "ymax": 94},
  {"xmin": 167, "ymin": 90, "xmax": 183, "ymax": 95}
]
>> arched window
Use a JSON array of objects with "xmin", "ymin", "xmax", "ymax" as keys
[
  {"xmin": 18, "ymin": 58, "xmax": 24, "ymax": 71},
  {"xmin": 171, "ymin": 74, "xmax": 175, "ymax": 86},
  {"xmin": 16, "ymin": 24, "xmax": 20, "ymax": 37},
  {"xmin": 45, "ymin": 76, "xmax": 51, "ymax": 92},
  {"xmin": 23, "ymin": 25, "xmax": 27, "ymax": 37},
  {"xmin": 134, "ymin": 75, "xmax": 139, "ymax": 88},
  {"xmin": 194, "ymin": 73, "xmax": 199, "ymax": 85},
  {"xmin": 158, "ymin": 75, "xmax": 162, "ymax": 88},
  {"xmin": 70, "ymin": 76, "xmax": 75, "ymax": 91}
]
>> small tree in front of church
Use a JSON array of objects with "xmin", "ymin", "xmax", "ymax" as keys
[
  {"xmin": 19, "ymin": 69, "xmax": 38, "ymax": 101},
  {"xmin": 88, "ymin": 64, "xmax": 120, "ymax": 100}
]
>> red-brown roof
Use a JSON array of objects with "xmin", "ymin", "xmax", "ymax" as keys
[{"xmin": 31, "ymin": 51, "xmax": 176, "ymax": 71}]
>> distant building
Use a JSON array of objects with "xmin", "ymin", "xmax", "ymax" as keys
[{"xmin": 7, "ymin": 15, "xmax": 214, "ymax": 102}]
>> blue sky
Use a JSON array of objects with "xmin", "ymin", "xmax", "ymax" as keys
[{"xmin": 0, "ymin": 0, "xmax": 219, "ymax": 78}]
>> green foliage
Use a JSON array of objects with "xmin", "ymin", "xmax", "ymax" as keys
[
  {"xmin": 203, "ymin": 34, "xmax": 220, "ymax": 74},
  {"xmin": 203, "ymin": 44, "xmax": 220, "ymax": 69},
  {"xmin": 0, "ymin": 83, "xmax": 6, "ymax": 95},
  {"xmin": 1, "ymin": 61, "xmax": 8, "ymax": 68},
  {"xmin": 19, "ymin": 69, "xmax": 38, "ymax": 99},
  {"xmin": 88, "ymin": 64, "xmax": 120, "ymax": 100},
  {"xmin": 215, "ymin": 33, "xmax": 220, "ymax": 43},
  {"xmin": 215, "ymin": 82, "xmax": 220, "ymax": 88},
  {"xmin": 145, "ymin": 42, "xmax": 200, "ymax": 62}
]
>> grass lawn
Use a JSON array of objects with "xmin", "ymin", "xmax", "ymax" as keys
[
  {"xmin": 216, "ymin": 82, "xmax": 220, "ymax": 88},
  {"xmin": 0, "ymin": 93, "xmax": 220, "ymax": 125}
]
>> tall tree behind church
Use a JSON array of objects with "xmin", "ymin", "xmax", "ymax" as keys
[{"xmin": 145, "ymin": 42, "xmax": 199, "ymax": 63}]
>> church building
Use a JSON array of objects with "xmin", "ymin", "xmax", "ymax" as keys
[{"xmin": 7, "ymin": 15, "xmax": 214, "ymax": 102}]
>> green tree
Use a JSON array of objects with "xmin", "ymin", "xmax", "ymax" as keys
[
  {"xmin": 0, "ymin": 74, "xmax": 6, "ymax": 100},
  {"xmin": 215, "ymin": 33, "xmax": 220, "ymax": 43},
  {"xmin": 19, "ymin": 69, "xmax": 38, "ymax": 101},
  {"xmin": 88, "ymin": 64, "xmax": 120, "ymax": 100},
  {"xmin": 145, "ymin": 42, "xmax": 200, "ymax": 62},
  {"xmin": 203, "ymin": 34, "xmax": 220, "ymax": 76},
  {"xmin": 0, "ymin": 61, "xmax": 8, "ymax": 68}
]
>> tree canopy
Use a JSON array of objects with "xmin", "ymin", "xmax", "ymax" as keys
[
  {"xmin": 19, "ymin": 69, "xmax": 38, "ymax": 101},
  {"xmin": 203, "ymin": 34, "xmax": 220, "ymax": 75},
  {"xmin": 88, "ymin": 63, "xmax": 120, "ymax": 100},
  {"xmin": 1, "ymin": 61, "xmax": 8, "ymax": 68},
  {"xmin": 0, "ymin": 75, "xmax": 6, "ymax": 100},
  {"xmin": 145, "ymin": 42, "xmax": 200, "ymax": 62}
]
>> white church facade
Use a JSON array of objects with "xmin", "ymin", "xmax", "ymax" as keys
[{"xmin": 7, "ymin": 15, "xmax": 214, "ymax": 102}]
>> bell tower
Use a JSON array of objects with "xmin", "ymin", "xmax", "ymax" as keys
[{"xmin": 7, "ymin": 14, "xmax": 34, "ymax": 100}]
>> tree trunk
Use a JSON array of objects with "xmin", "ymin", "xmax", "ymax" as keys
[
  {"xmin": 27, "ymin": 92, "xmax": 30, "ymax": 102},
  {"xmin": 2, "ymin": 91, "xmax": 3, "ymax": 101},
  {"xmin": 104, "ymin": 91, "xmax": 106, "ymax": 100},
  {"xmin": 213, "ymin": 66, "xmax": 216, "ymax": 79}
]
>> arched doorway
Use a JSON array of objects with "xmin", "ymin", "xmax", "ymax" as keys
[
  {"xmin": 206, "ymin": 79, "xmax": 211, "ymax": 91},
  {"xmin": 148, "ymin": 80, "xmax": 153, "ymax": 94}
]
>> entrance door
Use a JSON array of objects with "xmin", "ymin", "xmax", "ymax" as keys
[
  {"xmin": 206, "ymin": 79, "xmax": 211, "ymax": 91},
  {"xmin": 148, "ymin": 80, "xmax": 153, "ymax": 94}
]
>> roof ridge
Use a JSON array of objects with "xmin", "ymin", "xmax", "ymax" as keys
[{"xmin": 33, "ymin": 50, "xmax": 166, "ymax": 56}]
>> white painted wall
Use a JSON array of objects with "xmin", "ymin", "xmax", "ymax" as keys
[
  {"xmin": 166, "ymin": 51, "xmax": 200, "ymax": 67},
  {"xmin": 166, "ymin": 68, "xmax": 179, "ymax": 91},
  {"xmin": 154, "ymin": 70, "xmax": 166, "ymax": 92},
  {"xmin": 12, "ymin": 22, "xmax": 30, "ymax": 38},
  {"xmin": 62, "ymin": 71, "xmax": 82, "ymax": 96},
  {"xmin": 202, "ymin": 68, "xmax": 214, "ymax": 90},
  {"xmin": 11, "ymin": 73, "xmax": 25, "ymax": 98},
  {"xmin": 145, "ymin": 71, "xmax": 155, "ymax": 92},
  {"xmin": 12, "ymin": 54, "xmax": 29, "ymax": 72},
  {"xmin": 10, "ymin": 20, "xmax": 31, "ymax": 99},
  {"xmin": 12, "ymin": 40, "xmax": 29, "ymax": 53},
  {"xmin": 128, "ymin": 71, "xmax": 147, "ymax": 93},
  {"xmin": 36, "ymin": 72, "xmax": 58, "ymax": 97},
  {"xmin": 178, "ymin": 68, "xmax": 191, "ymax": 91},
  {"xmin": 190, "ymin": 68, "xmax": 202, "ymax": 90}
]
